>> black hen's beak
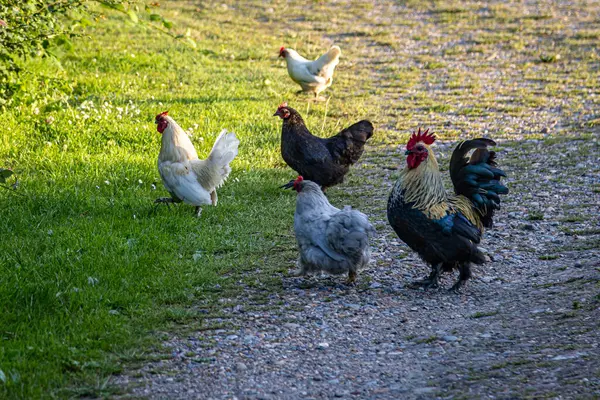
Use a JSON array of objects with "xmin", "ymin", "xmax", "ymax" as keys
[{"xmin": 280, "ymin": 179, "xmax": 295, "ymax": 189}]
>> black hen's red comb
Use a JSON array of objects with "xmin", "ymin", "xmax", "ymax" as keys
[
  {"xmin": 277, "ymin": 102, "xmax": 288, "ymax": 110},
  {"xmin": 406, "ymin": 128, "xmax": 435, "ymax": 150}
]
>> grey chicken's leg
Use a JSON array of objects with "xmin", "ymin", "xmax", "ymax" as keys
[
  {"xmin": 411, "ymin": 263, "xmax": 441, "ymax": 289},
  {"xmin": 194, "ymin": 206, "xmax": 202, "ymax": 218},
  {"xmin": 345, "ymin": 270, "xmax": 357, "ymax": 285}
]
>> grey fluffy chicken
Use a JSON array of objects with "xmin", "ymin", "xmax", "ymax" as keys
[{"xmin": 288, "ymin": 176, "xmax": 374, "ymax": 284}]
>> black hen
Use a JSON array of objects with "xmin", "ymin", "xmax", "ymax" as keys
[{"xmin": 274, "ymin": 103, "xmax": 373, "ymax": 190}]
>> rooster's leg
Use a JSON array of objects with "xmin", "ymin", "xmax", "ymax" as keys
[
  {"xmin": 449, "ymin": 263, "xmax": 471, "ymax": 293},
  {"xmin": 412, "ymin": 263, "xmax": 441, "ymax": 289},
  {"xmin": 194, "ymin": 206, "xmax": 202, "ymax": 218},
  {"xmin": 345, "ymin": 270, "xmax": 357, "ymax": 285}
]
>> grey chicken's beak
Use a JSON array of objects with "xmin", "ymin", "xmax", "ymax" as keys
[{"xmin": 280, "ymin": 180, "xmax": 295, "ymax": 189}]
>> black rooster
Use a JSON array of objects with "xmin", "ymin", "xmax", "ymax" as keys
[
  {"xmin": 387, "ymin": 129, "xmax": 509, "ymax": 292},
  {"xmin": 274, "ymin": 103, "xmax": 373, "ymax": 190}
]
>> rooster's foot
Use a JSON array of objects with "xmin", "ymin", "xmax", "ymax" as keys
[
  {"xmin": 345, "ymin": 270, "xmax": 357, "ymax": 286},
  {"xmin": 194, "ymin": 206, "xmax": 202, "ymax": 218},
  {"xmin": 449, "ymin": 279, "xmax": 467, "ymax": 294},
  {"xmin": 410, "ymin": 278, "xmax": 439, "ymax": 290}
]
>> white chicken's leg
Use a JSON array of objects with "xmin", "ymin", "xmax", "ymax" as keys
[{"xmin": 154, "ymin": 196, "xmax": 181, "ymax": 208}]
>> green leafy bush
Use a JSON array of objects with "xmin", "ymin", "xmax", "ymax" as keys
[{"xmin": 0, "ymin": 1, "xmax": 180, "ymax": 104}]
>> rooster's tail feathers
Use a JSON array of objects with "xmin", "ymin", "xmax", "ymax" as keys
[{"xmin": 449, "ymin": 138, "xmax": 508, "ymax": 227}]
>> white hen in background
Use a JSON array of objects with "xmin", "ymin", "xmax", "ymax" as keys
[
  {"xmin": 155, "ymin": 111, "xmax": 240, "ymax": 217},
  {"xmin": 279, "ymin": 45, "xmax": 341, "ymax": 100},
  {"xmin": 288, "ymin": 176, "xmax": 374, "ymax": 284}
]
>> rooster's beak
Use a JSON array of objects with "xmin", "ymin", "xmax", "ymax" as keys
[
  {"xmin": 279, "ymin": 180, "xmax": 295, "ymax": 189},
  {"xmin": 405, "ymin": 150, "xmax": 412, "ymax": 155}
]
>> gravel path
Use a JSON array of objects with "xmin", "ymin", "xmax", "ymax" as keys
[
  {"xmin": 117, "ymin": 137, "xmax": 599, "ymax": 399},
  {"xmin": 116, "ymin": 1, "xmax": 599, "ymax": 398}
]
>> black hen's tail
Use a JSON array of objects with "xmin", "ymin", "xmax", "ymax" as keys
[
  {"xmin": 325, "ymin": 120, "xmax": 374, "ymax": 166},
  {"xmin": 450, "ymin": 138, "xmax": 509, "ymax": 228}
]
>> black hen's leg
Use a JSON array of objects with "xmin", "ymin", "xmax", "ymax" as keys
[
  {"xmin": 450, "ymin": 263, "xmax": 472, "ymax": 293},
  {"xmin": 411, "ymin": 263, "xmax": 441, "ymax": 289}
]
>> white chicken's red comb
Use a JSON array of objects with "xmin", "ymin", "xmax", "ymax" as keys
[{"xmin": 156, "ymin": 110, "xmax": 169, "ymax": 119}]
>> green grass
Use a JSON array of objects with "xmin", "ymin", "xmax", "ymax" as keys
[
  {"xmin": 0, "ymin": 3, "xmax": 377, "ymax": 397},
  {"xmin": 1, "ymin": 0, "xmax": 598, "ymax": 397}
]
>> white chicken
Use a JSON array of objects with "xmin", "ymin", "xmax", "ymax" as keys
[
  {"xmin": 288, "ymin": 176, "xmax": 374, "ymax": 284},
  {"xmin": 279, "ymin": 45, "xmax": 341, "ymax": 100},
  {"xmin": 154, "ymin": 111, "xmax": 240, "ymax": 217}
]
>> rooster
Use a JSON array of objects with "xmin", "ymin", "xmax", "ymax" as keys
[
  {"xmin": 387, "ymin": 129, "xmax": 508, "ymax": 292},
  {"xmin": 274, "ymin": 103, "xmax": 373, "ymax": 191},
  {"xmin": 154, "ymin": 111, "xmax": 240, "ymax": 217},
  {"xmin": 279, "ymin": 45, "xmax": 341, "ymax": 100},
  {"xmin": 287, "ymin": 176, "xmax": 374, "ymax": 284}
]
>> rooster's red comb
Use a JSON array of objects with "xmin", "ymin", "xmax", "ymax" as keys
[
  {"xmin": 155, "ymin": 110, "xmax": 169, "ymax": 120},
  {"xmin": 406, "ymin": 127, "xmax": 435, "ymax": 150},
  {"xmin": 278, "ymin": 102, "xmax": 288, "ymax": 110},
  {"xmin": 280, "ymin": 46, "xmax": 285, "ymax": 52},
  {"xmin": 295, "ymin": 175, "xmax": 303, "ymax": 183}
]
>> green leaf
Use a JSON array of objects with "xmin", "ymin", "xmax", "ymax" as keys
[
  {"xmin": 0, "ymin": 168, "xmax": 12, "ymax": 184},
  {"xmin": 186, "ymin": 37, "xmax": 197, "ymax": 48},
  {"xmin": 100, "ymin": 2, "xmax": 125, "ymax": 12},
  {"xmin": 149, "ymin": 14, "xmax": 161, "ymax": 21},
  {"xmin": 127, "ymin": 10, "xmax": 138, "ymax": 24},
  {"xmin": 162, "ymin": 19, "xmax": 173, "ymax": 29}
]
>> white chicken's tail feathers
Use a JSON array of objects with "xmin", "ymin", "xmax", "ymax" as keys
[
  {"xmin": 208, "ymin": 129, "xmax": 240, "ymax": 172},
  {"xmin": 313, "ymin": 45, "xmax": 341, "ymax": 70}
]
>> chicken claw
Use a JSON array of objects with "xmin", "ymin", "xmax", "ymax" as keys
[
  {"xmin": 345, "ymin": 270, "xmax": 357, "ymax": 285},
  {"xmin": 154, "ymin": 197, "xmax": 176, "ymax": 207},
  {"xmin": 410, "ymin": 277, "xmax": 439, "ymax": 290},
  {"xmin": 194, "ymin": 206, "xmax": 202, "ymax": 218}
]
